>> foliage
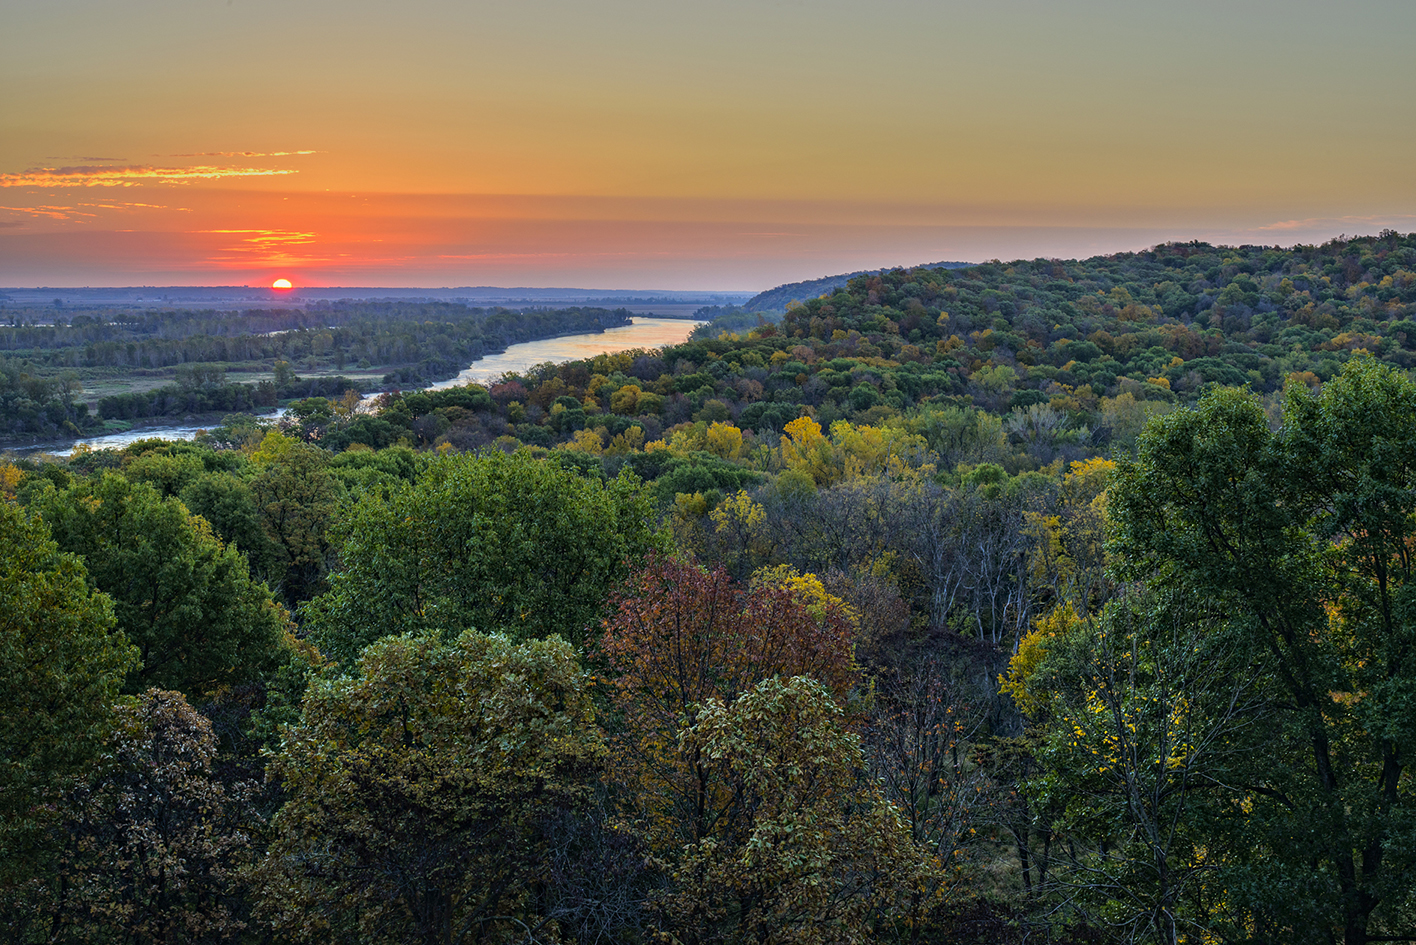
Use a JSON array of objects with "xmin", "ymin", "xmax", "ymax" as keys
[
  {"xmin": 652, "ymin": 676, "xmax": 933, "ymax": 945},
  {"xmin": 255, "ymin": 629, "xmax": 604, "ymax": 945},
  {"xmin": 1015, "ymin": 591, "xmax": 1268, "ymax": 944},
  {"xmin": 0, "ymin": 359, "xmax": 93, "ymax": 437},
  {"xmin": 341, "ymin": 234, "xmax": 1416, "ymax": 474},
  {"xmin": 305, "ymin": 449, "xmax": 659, "ymax": 662},
  {"xmin": 1000, "ymin": 603, "xmax": 1079, "ymax": 718},
  {"xmin": 0, "ymin": 500, "xmax": 135, "ymax": 891},
  {"xmin": 751, "ymin": 563, "xmax": 861, "ymax": 629},
  {"xmin": 1103, "ymin": 356, "xmax": 1416, "ymax": 944},
  {"xmin": 778, "ymin": 416, "xmax": 933, "ymax": 487},
  {"xmin": 597, "ymin": 554, "xmax": 860, "ymax": 858},
  {"xmin": 177, "ymin": 468, "xmax": 274, "ymax": 568},
  {"xmin": 24, "ymin": 688, "xmax": 261, "ymax": 945},
  {"xmin": 98, "ymin": 374, "xmax": 282, "ymax": 421},
  {"xmin": 248, "ymin": 434, "xmax": 340, "ymax": 605},
  {"xmin": 30, "ymin": 472, "xmax": 290, "ymax": 697},
  {"xmin": 1023, "ymin": 458, "xmax": 1114, "ymax": 616}
]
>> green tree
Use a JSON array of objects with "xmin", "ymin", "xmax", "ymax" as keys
[
  {"xmin": 326, "ymin": 444, "xmax": 419, "ymax": 497},
  {"xmin": 179, "ymin": 468, "xmax": 277, "ymax": 568},
  {"xmin": 32, "ymin": 472, "xmax": 289, "ymax": 697},
  {"xmin": 249, "ymin": 439, "xmax": 339, "ymax": 605},
  {"xmin": 1007, "ymin": 590, "xmax": 1268, "ymax": 944},
  {"xmin": 122, "ymin": 448, "xmax": 208, "ymax": 498},
  {"xmin": 0, "ymin": 500, "xmax": 135, "ymax": 895},
  {"xmin": 1106, "ymin": 356, "xmax": 1416, "ymax": 945},
  {"xmin": 254, "ymin": 629, "xmax": 604, "ymax": 945},
  {"xmin": 654, "ymin": 676, "xmax": 931, "ymax": 945},
  {"xmin": 305, "ymin": 450, "xmax": 659, "ymax": 662}
]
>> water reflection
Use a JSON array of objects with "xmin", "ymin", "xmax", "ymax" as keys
[{"xmin": 425, "ymin": 317, "xmax": 704, "ymax": 389}]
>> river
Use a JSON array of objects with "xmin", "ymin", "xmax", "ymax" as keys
[
  {"xmin": 17, "ymin": 316, "xmax": 706, "ymax": 457},
  {"xmin": 424, "ymin": 317, "xmax": 706, "ymax": 389}
]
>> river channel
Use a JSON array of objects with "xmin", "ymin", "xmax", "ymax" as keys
[
  {"xmin": 425, "ymin": 316, "xmax": 706, "ymax": 389},
  {"xmin": 19, "ymin": 317, "xmax": 705, "ymax": 457}
]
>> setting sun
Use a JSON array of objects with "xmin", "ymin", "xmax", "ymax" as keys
[{"xmin": 271, "ymin": 278, "xmax": 293, "ymax": 289}]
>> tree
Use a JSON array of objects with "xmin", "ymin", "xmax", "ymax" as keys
[
  {"xmin": 249, "ymin": 437, "xmax": 339, "ymax": 605},
  {"xmin": 122, "ymin": 447, "xmax": 209, "ymax": 498},
  {"xmin": 865, "ymin": 653, "xmax": 998, "ymax": 922},
  {"xmin": 1005, "ymin": 590, "xmax": 1268, "ymax": 944},
  {"xmin": 254, "ymin": 630, "xmax": 604, "ymax": 945},
  {"xmin": 778, "ymin": 416, "xmax": 932, "ymax": 488},
  {"xmin": 1106, "ymin": 357, "xmax": 1416, "ymax": 945},
  {"xmin": 305, "ymin": 450, "xmax": 659, "ymax": 663},
  {"xmin": 0, "ymin": 500, "xmax": 135, "ymax": 895},
  {"xmin": 179, "ymin": 468, "xmax": 277, "ymax": 570},
  {"xmin": 1023, "ymin": 457, "xmax": 1115, "ymax": 617},
  {"xmin": 35, "ymin": 689, "xmax": 261, "ymax": 945},
  {"xmin": 597, "ymin": 555, "xmax": 861, "ymax": 853},
  {"xmin": 31, "ymin": 472, "xmax": 290, "ymax": 697},
  {"xmin": 653, "ymin": 676, "xmax": 931, "ymax": 945}
]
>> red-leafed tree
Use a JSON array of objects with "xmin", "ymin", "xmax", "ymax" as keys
[{"xmin": 596, "ymin": 553, "xmax": 860, "ymax": 852}]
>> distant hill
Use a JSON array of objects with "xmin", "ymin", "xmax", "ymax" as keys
[{"xmin": 745, "ymin": 260, "xmax": 973, "ymax": 312}]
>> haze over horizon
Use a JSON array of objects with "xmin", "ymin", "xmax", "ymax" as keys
[{"xmin": 3, "ymin": 0, "xmax": 1413, "ymax": 290}]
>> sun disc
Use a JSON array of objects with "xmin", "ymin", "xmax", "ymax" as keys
[{"xmin": 272, "ymin": 278, "xmax": 293, "ymax": 289}]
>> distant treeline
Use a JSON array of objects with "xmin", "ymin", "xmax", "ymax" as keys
[
  {"xmin": 0, "ymin": 305, "xmax": 633, "ymax": 440},
  {"xmin": 0, "ymin": 303, "xmax": 631, "ymax": 375},
  {"xmin": 0, "ymin": 362, "xmax": 91, "ymax": 439},
  {"xmin": 95, "ymin": 373, "xmax": 364, "ymax": 422},
  {"xmin": 688, "ymin": 304, "xmax": 783, "ymax": 339}
]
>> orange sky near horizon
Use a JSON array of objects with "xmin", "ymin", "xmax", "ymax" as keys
[{"xmin": 3, "ymin": 0, "xmax": 1414, "ymax": 290}]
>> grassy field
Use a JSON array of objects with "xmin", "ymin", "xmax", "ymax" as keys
[{"xmin": 62, "ymin": 362, "xmax": 392, "ymax": 413}]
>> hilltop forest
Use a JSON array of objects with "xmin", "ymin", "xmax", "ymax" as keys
[{"xmin": 3, "ymin": 232, "xmax": 1416, "ymax": 945}]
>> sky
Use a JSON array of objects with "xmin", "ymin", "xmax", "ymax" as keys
[{"xmin": 2, "ymin": 0, "xmax": 1414, "ymax": 291}]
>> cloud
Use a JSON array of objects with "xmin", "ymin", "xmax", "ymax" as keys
[
  {"xmin": 0, "ymin": 221, "xmax": 24, "ymax": 228},
  {"xmin": 196, "ymin": 228, "xmax": 326, "ymax": 267},
  {"xmin": 0, "ymin": 200, "xmax": 187, "ymax": 224},
  {"xmin": 78, "ymin": 200, "xmax": 181, "ymax": 211},
  {"xmin": 0, "ymin": 204, "xmax": 98, "ymax": 221},
  {"xmin": 170, "ymin": 150, "xmax": 319, "ymax": 157},
  {"xmin": 199, "ymin": 228, "xmax": 318, "ymax": 246},
  {"xmin": 0, "ymin": 165, "xmax": 300, "ymax": 188}
]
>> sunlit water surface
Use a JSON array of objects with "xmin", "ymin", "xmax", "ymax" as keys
[{"xmin": 425, "ymin": 317, "xmax": 705, "ymax": 389}]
